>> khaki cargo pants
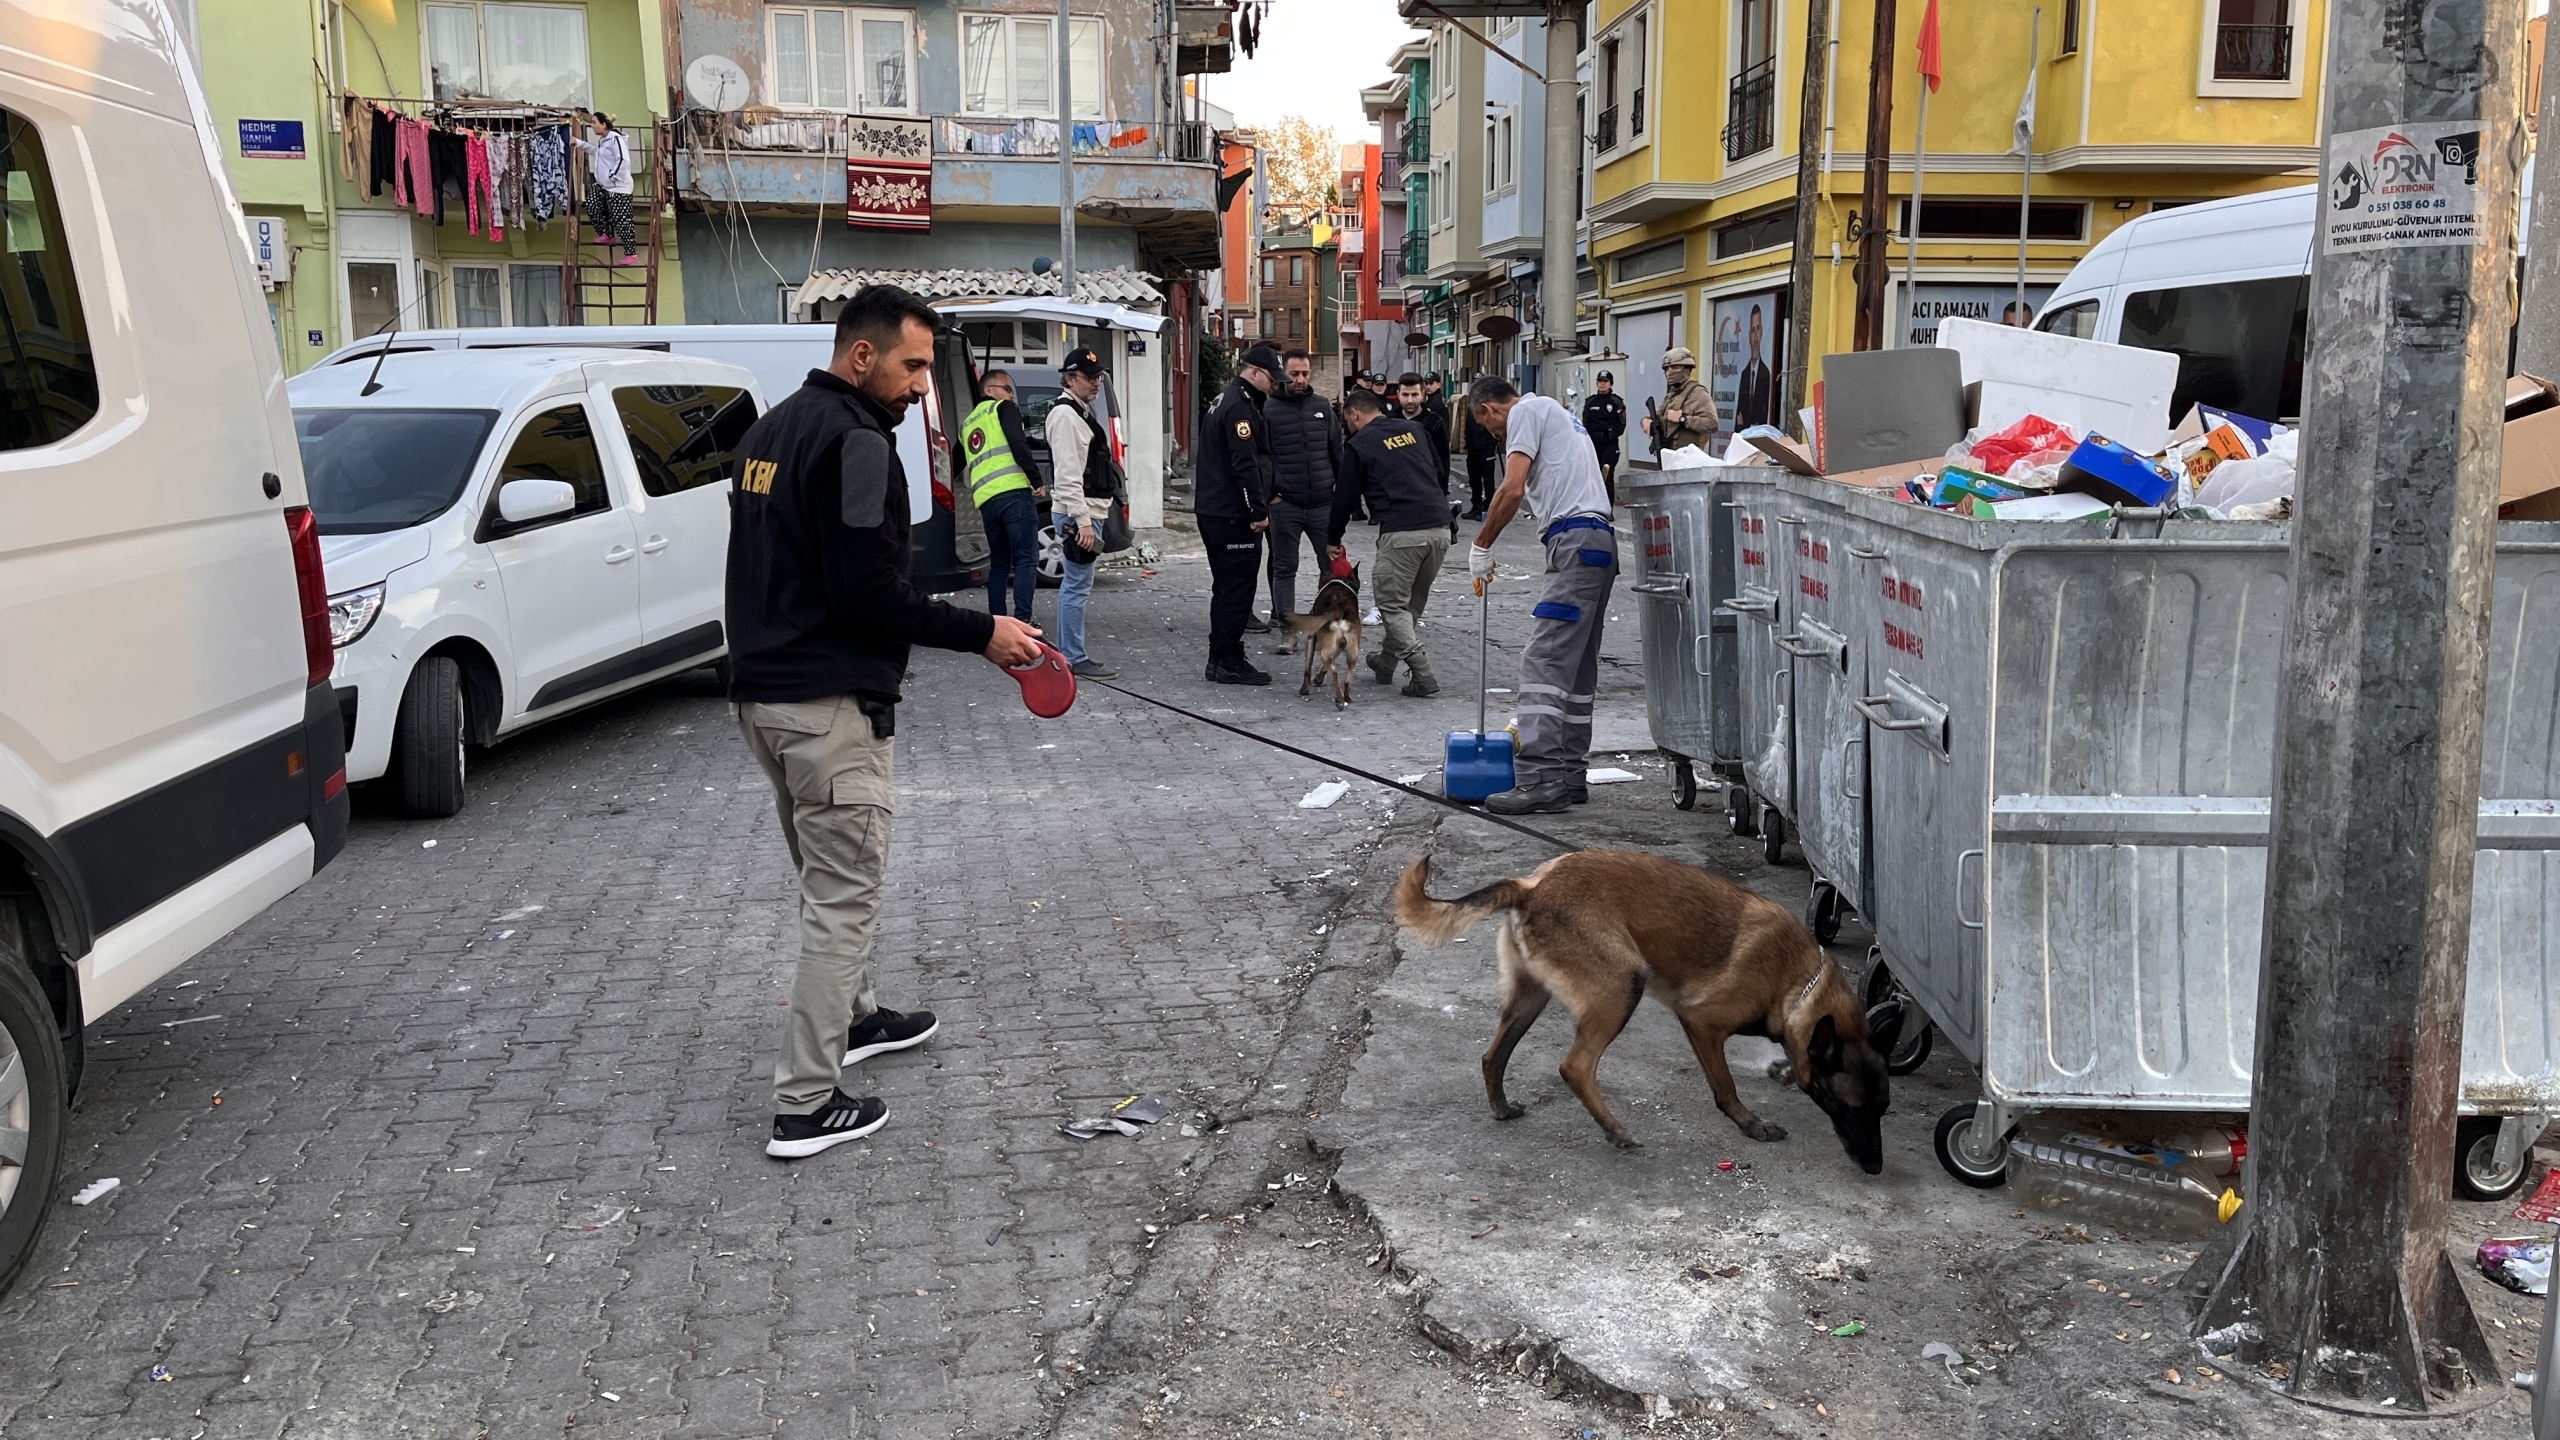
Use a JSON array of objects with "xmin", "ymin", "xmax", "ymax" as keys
[
  {"xmin": 1369, "ymin": 528, "xmax": 1449, "ymax": 687},
  {"xmin": 737, "ymin": 696, "xmax": 895, "ymax": 1115}
]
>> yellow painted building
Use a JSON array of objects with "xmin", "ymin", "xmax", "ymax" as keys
[{"xmin": 1586, "ymin": 0, "xmax": 2326, "ymax": 435}]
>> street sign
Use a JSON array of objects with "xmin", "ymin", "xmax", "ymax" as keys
[{"xmin": 238, "ymin": 120, "xmax": 305, "ymax": 160}]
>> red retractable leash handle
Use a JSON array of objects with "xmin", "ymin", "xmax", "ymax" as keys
[{"xmin": 1005, "ymin": 642, "xmax": 1078, "ymax": 718}]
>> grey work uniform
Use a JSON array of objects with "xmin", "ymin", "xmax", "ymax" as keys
[
  {"xmin": 1501, "ymin": 394, "xmax": 1618, "ymax": 789},
  {"xmin": 725, "ymin": 369, "xmax": 997, "ymax": 1114}
]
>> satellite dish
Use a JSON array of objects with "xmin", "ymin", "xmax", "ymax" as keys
[{"xmin": 686, "ymin": 55, "xmax": 751, "ymax": 113}]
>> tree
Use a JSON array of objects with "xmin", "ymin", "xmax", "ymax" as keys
[{"xmin": 1261, "ymin": 116, "xmax": 1339, "ymax": 229}]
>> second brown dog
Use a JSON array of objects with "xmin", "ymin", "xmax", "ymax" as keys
[{"xmin": 1285, "ymin": 570, "xmax": 1364, "ymax": 709}]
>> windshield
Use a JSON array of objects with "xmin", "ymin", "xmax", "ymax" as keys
[{"xmin": 295, "ymin": 407, "xmax": 499, "ymax": 535}]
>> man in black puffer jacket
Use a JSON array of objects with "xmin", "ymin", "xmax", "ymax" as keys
[{"xmin": 1260, "ymin": 349, "xmax": 1343, "ymax": 649}]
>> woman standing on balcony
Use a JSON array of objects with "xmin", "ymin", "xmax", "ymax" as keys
[{"xmin": 574, "ymin": 112, "xmax": 639, "ymax": 265}]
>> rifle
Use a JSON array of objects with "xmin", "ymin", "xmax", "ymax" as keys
[{"xmin": 1643, "ymin": 396, "xmax": 1663, "ymax": 459}]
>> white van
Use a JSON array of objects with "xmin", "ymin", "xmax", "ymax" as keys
[
  {"xmin": 0, "ymin": 4, "xmax": 348, "ymax": 1289},
  {"xmin": 295, "ymin": 349, "xmax": 761, "ymax": 817}
]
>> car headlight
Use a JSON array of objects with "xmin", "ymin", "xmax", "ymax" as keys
[{"xmin": 328, "ymin": 582, "xmax": 384, "ymax": 648}]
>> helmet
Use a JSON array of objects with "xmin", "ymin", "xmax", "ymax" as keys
[{"xmin": 1662, "ymin": 346, "xmax": 1697, "ymax": 370}]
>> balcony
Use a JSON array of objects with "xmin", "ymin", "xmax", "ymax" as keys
[
  {"xmin": 1723, "ymin": 59, "xmax": 1775, "ymax": 162},
  {"xmin": 2214, "ymin": 23, "xmax": 2291, "ymax": 81},
  {"xmin": 1401, "ymin": 228, "xmax": 1430, "ymax": 276},
  {"xmin": 1402, "ymin": 116, "xmax": 1430, "ymax": 164},
  {"xmin": 1596, "ymin": 104, "xmax": 1617, "ymax": 152}
]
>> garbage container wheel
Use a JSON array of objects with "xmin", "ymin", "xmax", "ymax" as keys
[
  {"xmin": 1862, "ymin": 961, "xmax": 1935, "ymax": 1075},
  {"xmin": 2452, "ymin": 1115, "xmax": 2535, "ymax": 1202},
  {"xmin": 1672, "ymin": 759, "xmax": 1698, "ymax": 811},
  {"xmin": 1760, "ymin": 808, "xmax": 1787, "ymax": 865},
  {"xmin": 1934, "ymin": 1103, "xmax": 2011, "ymax": 1189},
  {"xmin": 1805, "ymin": 880, "xmax": 1843, "ymax": 945},
  {"xmin": 1726, "ymin": 784, "xmax": 1758, "ymax": 837}
]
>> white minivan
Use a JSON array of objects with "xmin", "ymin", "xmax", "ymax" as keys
[
  {"xmin": 294, "ymin": 349, "xmax": 761, "ymax": 817},
  {"xmin": 0, "ymin": 3, "xmax": 349, "ymax": 1289}
]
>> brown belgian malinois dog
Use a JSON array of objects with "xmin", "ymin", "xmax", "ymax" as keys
[
  {"xmin": 1395, "ymin": 848, "xmax": 1902, "ymax": 1172},
  {"xmin": 1285, "ymin": 569, "xmax": 1364, "ymax": 709}
]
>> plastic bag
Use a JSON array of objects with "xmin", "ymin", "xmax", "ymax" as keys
[
  {"xmin": 1972, "ymin": 415, "xmax": 2077, "ymax": 478},
  {"xmin": 1660, "ymin": 443, "xmax": 1716, "ymax": 471},
  {"xmin": 2479, "ymin": 1236, "xmax": 2551, "ymax": 1296},
  {"xmin": 2194, "ymin": 454, "xmax": 2295, "ymax": 515}
]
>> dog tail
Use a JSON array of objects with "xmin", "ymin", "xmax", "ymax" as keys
[
  {"xmin": 1393, "ymin": 855, "xmax": 1534, "ymax": 946},
  {"xmin": 1281, "ymin": 611, "xmax": 1332, "ymax": 635}
]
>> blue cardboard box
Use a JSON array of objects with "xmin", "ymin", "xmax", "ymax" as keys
[{"xmin": 2057, "ymin": 434, "xmax": 2176, "ymax": 508}]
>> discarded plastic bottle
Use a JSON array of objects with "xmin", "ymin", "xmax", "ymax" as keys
[{"xmin": 2007, "ymin": 1125, "xmax": 2245, "ymax": 1241}]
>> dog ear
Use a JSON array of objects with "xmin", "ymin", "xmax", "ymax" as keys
[
  {"xmin": 1864, "ymin": 1002, "xmax": 1904, "ymax": 1060},
  {"xmin": 1809, "ymin": 1013, "xmax": 1841, "ymax": 1069}
]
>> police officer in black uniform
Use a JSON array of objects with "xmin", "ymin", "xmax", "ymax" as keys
[
  {"xmin": 1195, "ymin": 343, "xmax": 1281, "ymax": 684},
  {"xmin": 726, "ymin": 284, "xmax": 1044, "ymax": 1160},
  {"xmin": 1581, "ymin": 372, "xmax": 1629, "ymax": 504}
]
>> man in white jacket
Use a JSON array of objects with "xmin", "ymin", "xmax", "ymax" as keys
[{"xmin": 1044, "ymin": 348, "xmax": 1120, "ymax": 679}]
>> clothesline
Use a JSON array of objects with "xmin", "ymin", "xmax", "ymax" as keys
[{"xmin": 335, "ymin": 94, "xmax": 599, "ymax": 242}]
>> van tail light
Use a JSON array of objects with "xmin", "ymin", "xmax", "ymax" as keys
[
  {"xmin": 1110, "ymin": 416, "xmax": 1127, "ymax": 467},
  {"xmin": 931, "ymin": 476, "xmax": 956, "ymax": 513},
  {"xmin": 284, "ymin": 506, "xmax": 333, "ymax": 689}
]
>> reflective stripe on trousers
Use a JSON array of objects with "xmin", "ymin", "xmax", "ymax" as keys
[{"xmin": 1513, "ymin": 524, "xmax": 1616, "ymax": 788}]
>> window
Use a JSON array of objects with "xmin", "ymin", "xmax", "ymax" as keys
[
  {"xmin": 2118, "ymin": 277, "xmax": 2308, "ymax": 421},
  {"xmin": 960, "ymin": 13, "xmax": 1102, "ymax": 118},
  {"xmin": 1631, "ymin": 14, "xmax": 1647, "ymax": 137},
  {"xmin": 1896, "ymin": 200, "xmax": 2085, "ymax": 240},
  {"xmin": 510, "ymin": 264, "xmax": 562, "ymax": 327},
  {"xmin": 415, "ymin": 265, "xmax": 443, "ymax": 328},
  {"xmin": 2213, "ymin": 0, "xmax": 2290, "ymax": 80},
  {"xmin": 615, "ymin": 385, "xmax": 758, "ymax": 496},
  {"xmin": 1290, "ymin": 255, "xmax": 1306, "ymax": 286},
  {"xmin": 1486, "ymin": 110, "xmax": 1514, "ymax": 192},
  {"xmin": 452, "ymin": 265, "xmax": 502, "ymax": 328},
  {"xmin": 2059, "ymin": 0, "xmax": 2081, "ymax": 55},
  {"xmin": 0, "ymin": 109, "xmax": 97, "ymax": 450},
  {"xmin": 1614, "ymin": 236, "xmax": 1685, "ymax": 283},
  {"xmin": 959, "ymin": 319, "xmax": 1049, "ymax": 363},
  {"xmin": 1259, "ymin": 308, "xmax": 1274, "ymax": 337},
  {"xmin": 295, "ymin": 408, "xmax": 499, "ymax": 535},
  {"xmin": 2036, "ymin": 299, "xmax": 2100, "ymax": 339},
  {"xmin": 347, "ymin": 261, "xmax": 400, "ymax": 341},
  {"xmin": 766, "ymin": 8, "xmax": 914, "ymax": 111},
  {"xmin": 1262, "ymin": 256, "xmax": 1276, "ymax": 287},
  {"xmin": 1287, "ymin": 309, "xmax": 1302, "ymax": 339},
  {"xmin": 1712, "ymin": 207, "xmax": 1793, "ymax": 259},
  {"xmin": 490, "ymin": 403, "xmax": 610, "ymax": 530},
  {"xmin": 425, "ymin": 3, "xmax": 589, "ymax": 107}
]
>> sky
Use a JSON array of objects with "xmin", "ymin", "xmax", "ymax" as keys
[{"xmin": 1197, "ymin": 2, "xmax": 1426, "ymax": 140}]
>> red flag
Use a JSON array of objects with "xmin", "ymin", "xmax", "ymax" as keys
[{"xmin": 1916, "ymin": 0, "xmax": 1942, "ymax": 92}]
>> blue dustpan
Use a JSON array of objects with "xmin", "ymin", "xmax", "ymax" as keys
[{"xmin": 1444, "ymin": 583, "xmax": 1516, "ymax": 802}]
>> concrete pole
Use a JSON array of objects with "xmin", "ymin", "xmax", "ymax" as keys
[
  {"xmin": 2518, "ymin": 21, "xmax": 2560, "ymax": 378},
  {"xmin": 1538, "ymin": 2, "xmax": 1577, "ymax": 397},
  {"xmin": 1057, "ymin": 0, "xmax": 1078, "ymax": 300},
  {"xmin": 1783, "ymin": 0, "xmax": 1829, "ymax": 431},
  {"xmin": 2190, "ymin": 0, "xmax": 2524, "ymax": 1411},
  {"xmin": 1852, "ymin": 0, "xmax": 1897, "ymax": 350}
]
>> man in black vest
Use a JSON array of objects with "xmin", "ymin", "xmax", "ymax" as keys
[
  {"xmin": 1195, "ymin": 343, "xmax": 1280, "ymax": 684},
  {"xmin": 1262, "ymin": 348, "xmax": 1341, "ymax": 651},
  {"xmin": 1328, "ymin": 387, "xmax": 1452, "ymax": 695},
  {"xmin": 726, "ymin": 284, "xmax": 1043, "ymax": 1159}
]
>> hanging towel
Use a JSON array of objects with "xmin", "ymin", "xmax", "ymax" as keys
[
  {"xmin": 396, "ymin": 117, "xmax": 433, "ymax": 216},
  {"xmin": 530, "ymin": 125, "xmax": 568, "ymax": 224}
]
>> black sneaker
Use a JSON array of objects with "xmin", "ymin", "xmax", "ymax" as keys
[
  {"xmin": 843, "ymin": 1007, "xmax": 939, "ymax": 1066},
  {"xmin": 1069, "ymin": 658, "xmax": 1119, "ymax": 680},
  {"xmin": 1206, "ymin": 659, "xmax": 1273, "ymax": 686},
  {"xmin": 1242, "ymin": 613, "xmax": 1272, "ymax": 634},
  {"xmin": 767, "ymin": 1091, "xmax": 888, "ymax": 1158},
  {"xmin": 1485, "ymin": 782, "xmax": 1579, "ymax": 815}
]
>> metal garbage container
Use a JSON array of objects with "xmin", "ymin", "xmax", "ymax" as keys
[
  {"xmin": 1622, "ymin": 465, "xmax": 1746, "ymax": 812},
  {"xmin": 1718, "ymin": 470, "xmax": 1790, "ymax": 856},
  {"xmin": 1771, "ymin": 478, "xmax": 1882, "ymax": 942}
]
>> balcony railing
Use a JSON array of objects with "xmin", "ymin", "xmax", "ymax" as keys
[
  {"xmin": 1402, "ymin": 116, "xmax": 1430, "ymax": 164},
  {"xmin": 1630, "ymin": 86, "xmax": 1645, "ymax": 138},
  {"xmin": 2214, "ymin": 23, "xmax": 2291, "ymax": 81},
  {"xmin": 679, "ymin": 110, "xmax": 1211, "ymax": 161},
  {"xmin": 1401, "ymin": 229, "xmax": 1430, "ymax": 277},
  {"xmin": 1596, "ymin": 104, "xmax": 1618, "ymax": 152},
  {"xmin": 1723, "ymin": 58, "xmax": 1775, "ymax": 161}
]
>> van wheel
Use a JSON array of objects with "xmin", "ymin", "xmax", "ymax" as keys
[
  {"xmin": 0, "ymin": 902, "xmax": 70, "ymax": 1295},
  {"xmin": 394, "ymin": 656, "xmax": 467, "ymax": 819}
]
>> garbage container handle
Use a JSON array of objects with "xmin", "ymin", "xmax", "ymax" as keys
[
  {"xmin": 1842, "ymin": 735, "xmax": 1866, "ymax": 800},
  {"xmin": 1776, "ymin": 514, "xmax": 1808, "ymax": 526},
  {"xmin": 1718, "ymin": 594, "xmax": 1776, "ymax": 618},
  {"xmin": 1631, "ymin": 575, "xmax": 1690, "ymax": 599},
  {"xmin": 1847, "ymin": 543, "xmax": 1888, "ymax": 560},
  {"xmin": 1957, "ymin": 848, "xmax": 1987, "ymax": 930},
  {"xmin": 1774, "ymin": 632, "xmax": 1832, "ymax": 659},
  {"xmin": 1692, "ymin": 633, "xmax": 1714, "ymax": 677},
  {"xmin": 1853, "ymin": 694, "xmax": 1932, "ymax": 731}
]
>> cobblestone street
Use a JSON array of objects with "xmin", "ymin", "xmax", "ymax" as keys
[{"xmin": 0, "ymin": 521, "xmax": 1677, "ymax": 1439}]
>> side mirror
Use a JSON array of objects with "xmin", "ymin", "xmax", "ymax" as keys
[{"xmin": 497, "ymin": 477, "xmax": 577, "ymax": 524}]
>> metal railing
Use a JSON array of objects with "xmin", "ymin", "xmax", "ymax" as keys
[
  {"xmin": 1630, "ymin": 86, "xmax": 1645, "ymax": 137},
  {"xmin": 1596, "ymin": 104, "xmax": 1618, "ymax": 152},
  {"xmin": 1723, "ymin": 58, "xmax": 1775, "ymax": 161},
  {"xmin": 678, "ymin": 110, "xmax": 1205, "ymax": 160},
  {"xmin": 1402, "ymin": 116, "xmax": 1430, "ymax": 164},
  {"xmin": 1401, "ymin": 228, "xmax": 1430, "ymax": 277},
  {"xmin": 2213, "ymin": 23, "xmax": 2291, "ymax": 81},
  {"xmin": 1169, "ymin": 118, "xmax": 1214, "ymax": 162}
]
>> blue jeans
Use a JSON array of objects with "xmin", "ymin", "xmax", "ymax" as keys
[
  {"xmin": 981, "ymin": 490, "xmax": 1039, "ymax": 621},
  {"xmin": 1053, "ymin": 511, "xmax": 1098, "ymax": 663}
]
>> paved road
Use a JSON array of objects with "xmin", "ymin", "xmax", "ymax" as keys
[{"xmin": 0, "ymin": 518, "xmax": 1672, "ymax": 1439}]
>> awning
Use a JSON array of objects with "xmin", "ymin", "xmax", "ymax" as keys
[{"xmin": 793, "ymin": 266, "xmax": 1165, "ymax": 317}]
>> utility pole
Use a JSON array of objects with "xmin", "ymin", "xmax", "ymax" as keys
[
  {"xmin": 1851, "ymin": 0, "xmax": 1897, "ymax": 350},
  {"xmin": 2518, "ymin": 18, "xmax": 2560, "ymax": 377},
  {"xmin": 1537, "ymin": 0, "xmax": 1578, "ymax": 397},
  {"xmin": 2190, "ymin": 0, "xmax": 2524, "ymax": 1412},
  {"xmin": 1056, "ymin": 0, "xmax": 1078, "ymax": 300},
  {"xmin": 1783, "ymin": 0, "xmax": 1829, "ymax": 428}
]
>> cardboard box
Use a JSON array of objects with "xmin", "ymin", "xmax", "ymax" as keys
[
  {"xmin": 2501, "ymin": 374, "xmax": 2560, "ymax": 519},
  {"xmin": 2057, "ymin": 434, "xmax": 2177, "ymax": 508},
  {"xmin": 1744, "ymin": 430, "xmax": 1823, "ymax": 474},
  {"xmin": 1817, "ymin": 348, "xmax": 1967, "ymax": 473},
  {"xmin": 1939, "ymin": 316, "xmax": 2179, "ymax": 452}
]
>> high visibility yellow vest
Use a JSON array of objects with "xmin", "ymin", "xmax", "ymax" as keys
[{"xmin": 962, "ymin": 399, "xmax": 1032, "ymax": 504}]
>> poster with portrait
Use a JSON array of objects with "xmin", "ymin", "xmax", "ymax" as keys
[
  {"xmin": 1900, "ymin": 283, "xmax": 2055, "ymax": 348},
  {"xmin": 1710, "ymin": 289, "xmax": 1789, "ymax": 449}
]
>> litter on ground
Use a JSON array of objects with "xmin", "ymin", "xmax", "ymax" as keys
[{"xmin": 1298, "ymin": 781, "xmax": 1351, "ymax": 809}]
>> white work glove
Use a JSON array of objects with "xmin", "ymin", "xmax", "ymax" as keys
[{"xmin": 1468, "ymin": 543, "xmax": 1496, "ymax": 595}]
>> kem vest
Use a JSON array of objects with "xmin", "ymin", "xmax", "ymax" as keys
[{"xmin": 962, "ymin": 399, "xmax": 1032, "ymax": 505}]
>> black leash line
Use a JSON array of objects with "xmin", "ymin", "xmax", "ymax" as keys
[{"xmin": 1081, "ymin": 677, "xmax": 1582, "ymax": 853}]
